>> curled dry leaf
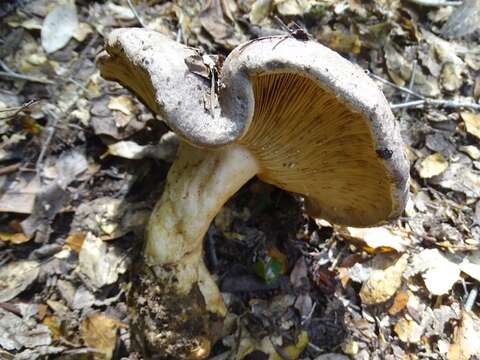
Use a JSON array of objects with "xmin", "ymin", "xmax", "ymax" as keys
[
  {"xmin": 41, "ymin": 3, "xmax": 78, "ymax": 53},
  {"xmin": 359, "ymin": 254, "xmax": 408, "ymax": 305},
  {"xmin": 337, "ymin": 225, "xmax": 411, "ymax": 253},
  {"xmin": 417, "ymin": 153, "xmax": 448, "ymax": 179}
]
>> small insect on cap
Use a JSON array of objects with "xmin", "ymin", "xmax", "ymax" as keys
[{"xmin": 219, "ymin": 36, "xmax": 410, "ymax": 227}]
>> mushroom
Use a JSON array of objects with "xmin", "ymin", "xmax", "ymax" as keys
[{"xmin": 97, "ymin": 28, "xmax": 409, "ymax": 358}]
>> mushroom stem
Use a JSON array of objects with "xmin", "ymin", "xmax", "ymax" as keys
[{"xmin": 134, "ymin": 141, "xmax": 258, "ymax": 356}]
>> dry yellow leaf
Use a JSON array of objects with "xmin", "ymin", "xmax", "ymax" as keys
[
  {"xmin": 81, "ymin": 313, "xmax": 125, "ymax": 360},
  {"xmin": 0, "ymin": 231, "xmax": 30, "ymax": 244},
  {"xmin": 417, "ymin": 153, "xmax": 448, "ymax": 178},
  {"xmin": 108, "ymin": 95, "xmax": 135, "ymax": 116},
  {"xmin": 360, "ymin": 254, "xmax": 408, "ymax": 305},
  {"xmin": 43, "ymin": 315, "xmax": 62, "ymax": 340},
  {"xmin": 271, "ymin": 330, "xmax": 309, "ymax": 360},
  {"xmin": 461, "ymin": 112, "xmax": 480, "ymax": 139}
]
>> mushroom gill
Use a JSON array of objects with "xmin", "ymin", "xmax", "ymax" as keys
[{"xmin": 238, "ymin": 73, "xmax": 395, "ymax": 226}]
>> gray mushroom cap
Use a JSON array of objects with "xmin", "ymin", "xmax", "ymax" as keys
[{"xmin": 97, "ymin": 28, "xmax": 409, "ymax": 226}]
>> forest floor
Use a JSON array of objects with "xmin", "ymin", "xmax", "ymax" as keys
[{"xmin": 1, "ymin": 0, "xmax": 480, "ymax": 359}]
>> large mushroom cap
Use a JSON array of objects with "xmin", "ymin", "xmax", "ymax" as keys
[
  {"xmin": 220, "ymin": 36, "xmax": 409, "ymax": 226},
  {"xmin": 98, "ymin": 29, "xmax": 409, "ymax": 226}
]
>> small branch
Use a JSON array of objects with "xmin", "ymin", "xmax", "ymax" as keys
[
  {"xmin": 369, "ymin": 72, "xmax": 480, "ymax": 110},
  {"xmin": 126, "ymin": 0, "xmax": 146, "ymax": 28},
  {"xmin": 369, "ymin": 72, "xmax": 423, "ymax": 99},
  {"xmin": 390, "ymin": 99, "xmax": 480, "ymax": 110},
  {"xmin": 0, "ymin": 59, "xmax": 54, "ymax": 85},
  {"xmin": 0, "ymin": 163, "xmax": 21, "ymax": 176}
]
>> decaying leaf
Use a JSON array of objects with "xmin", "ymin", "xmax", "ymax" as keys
[
  {"xmin": 41, "ymin": 3, "xmax": 78, "ymax": 53},
  {"xmin": 359, "ymin": 254, "xmax": 408, "ymax": 305},
  {"xmin": 0, "ymin": 260, "xmax": 40, "ymax": 302},
  {"xmin": 447, "ymin": 310, "xmax": 480, "ymax": 360},
  {"xmin": 77, "ymin": 233, "xmax": 129, "ymax": 289},
  {"xmin": 337, "ymin": 226, "xmax": 411, "ymax": 253},
  {"xmin": 81, "ymin": 313, "xmax": 125, "ymax": 360},
  {"xmin": 417, "ymin": 153, "xmax": 448, "ymax": 179},
  {"xmin": 461, "ymin": 112, "xmax": 480, "ymax": 140}
]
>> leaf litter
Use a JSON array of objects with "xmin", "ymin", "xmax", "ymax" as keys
[{"xmin": 1, "ymin": 0, "xmax": 480, "ymax": 359}]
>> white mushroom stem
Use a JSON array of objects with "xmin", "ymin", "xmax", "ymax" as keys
[{"xmin": 144, "ymin": 142, "xmax": 259, "ymax": 316}]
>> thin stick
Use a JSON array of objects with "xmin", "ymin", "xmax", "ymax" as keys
[
  {"xmin": 391, "ymin": 98, "xmax": 480, "ymax": 110},
  {"xmin": 369, "ymin": 72, "xmax": 424, "ymax": 99},
  {"xmin": 370, "ymin": 72, "xmax": 480, "ymax": 110},
  {"xmin": 126, "ymin": 0, "xmax": 146, "ymax": 28},
  {"xmin": 0, "ymin": 70, "xmax": 54, "ymax": 85},
  {"xmin": 0, "ymin": 163, "xmax": 21, "ymax": 176}
]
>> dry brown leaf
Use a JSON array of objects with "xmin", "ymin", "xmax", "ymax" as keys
[
  {"xmin": 448, "ymin": 311, "xmax": 480, "ymax": 360},
  {"xmin": 65, "ymin": 232, "xmax": 86, "ymax": 253},
  {"xmin": 461, "ymin": 112, "xmax": 480, "ymax": 139},
  {"xmin": 388, "ymin": 290, "xmax": 410, "ymax": 316},
  {"xmin": 81, "ymin": 313, "xmax": 125, "ymax": 360},
  {"xmin": 360, "ymin": 254, "xmax": 408, "ymax": 305},
  {"xmin": 417, "ymin": 153, "xmax": 448, "ymax": 178}
]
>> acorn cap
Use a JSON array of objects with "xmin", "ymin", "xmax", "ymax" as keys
[{"xmin": 98, "ymin": 29, "xmax": 409, "ymax": 226}]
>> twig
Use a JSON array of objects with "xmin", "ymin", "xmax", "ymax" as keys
[
  {"xmin": 369, "ymin": 72, "xmax": 480, "ymax": 110},
  {"xmin": 390, "ymin": 98, "xmax": 480, "ymax": 110},
  {"xmin": 406, "ymin": 0, "xmax": 462, "ymax": 6},
  {"xmin": 0, "ymin": 163, "xmax": 21, "ymax": 176},
  {"xmin": 0, "ymin": 59, "xmax": 54, "ymax": 85},
  {"xmin": 126, "ymin": 0, "xmax": 146, "ymax": 27},
  {"xmin": 0, "ymin": 99, "xmax": 38, "ymax": 121},
  {"xmin": 369, "ymin": 72, "xmax": 423, "ymax": 99}
]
